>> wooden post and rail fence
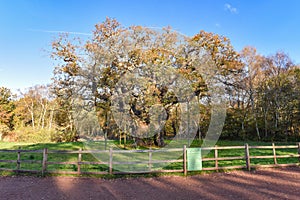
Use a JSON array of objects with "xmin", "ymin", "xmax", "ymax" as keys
[{"xmin": 0, "ymin": 143, "xmax": 299, "ymax": 176}]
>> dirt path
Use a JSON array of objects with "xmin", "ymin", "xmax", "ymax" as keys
[{"xmin": 0, "ymin": 167, "xmax": 299, "ymax": 200}]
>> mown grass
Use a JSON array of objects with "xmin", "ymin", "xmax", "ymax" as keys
[{"xmin": 0, "ymin": 140, "xmax": 299, "ymax": 177}]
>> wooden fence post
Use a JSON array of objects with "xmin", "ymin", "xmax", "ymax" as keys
[
  {"xmin": 148, "ymin": 147, "xmax": 152, "ymax": 172},
  {"xmin": 272, "ymin": 143, "xmax": 277, "ymax": 165},
  {"xmin": 183, "ymin": 145, "xmax": 187, "ymax": 176},
  {"xmin": 109, "ymin": 147, "xmax": 113, "ymax": 175},
  {"xmin": 245, "ymin": 143, "xmax": 251, "ymax": 171},
  {"xmin": 42, "ymin": 148, "xmax": 48, "ymax": 176},
  {"xmin": 215, "ymin": 145, "xmax": 219, "ymax": 172},
  {"xmin": 298, "ymin": 142, "xmax": 300, "ymax": 163},
  {"xmin": 17, "ymin": 147, "xmax": 21, "ymax": 171},
  {"xmin": 78, "ymin": 148, "xmax": 82, "ymax": 175}
]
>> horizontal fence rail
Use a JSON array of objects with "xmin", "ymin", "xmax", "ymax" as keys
[{"xmin": 0, "ymin": 143, "xmax": 299, "ymax": 175}]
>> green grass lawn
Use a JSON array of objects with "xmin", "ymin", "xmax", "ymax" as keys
[{"xmin": 0, "ymin": 140, "xmax": 299, "ymax": 176}]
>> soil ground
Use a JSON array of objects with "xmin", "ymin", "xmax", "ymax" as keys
[{"xmin": 0, "ymin": 167, "xmax": 299, "ymax": 200}]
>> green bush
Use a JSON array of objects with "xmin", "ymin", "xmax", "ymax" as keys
[
  {"xmin": 50, "ymin": 129, "xmax": 78, "ymax": 142},
  {"xmin": 15, "ymin": 127, "xmax": 56, "ymax": 143},
  {"xmin": 0, "ymin": 123, "xmax": 9, "ymax": 139},
  {"xmin": 13, "ymin": 126, "xmax": 78, "ymax": 143}
]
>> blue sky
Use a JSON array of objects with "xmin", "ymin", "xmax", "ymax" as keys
[{"xmin": 1, "ymin": 0, "xmax": 300, "ymax": 91}]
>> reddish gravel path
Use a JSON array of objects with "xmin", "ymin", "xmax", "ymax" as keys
[{"xmin": 0, "ymin": 167, "xmax": 299, "ymax": 200}]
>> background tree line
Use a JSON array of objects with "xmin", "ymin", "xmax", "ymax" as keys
[{"xmin": 0, "ymin": 18, "xmax": 299, "ymax": 144}]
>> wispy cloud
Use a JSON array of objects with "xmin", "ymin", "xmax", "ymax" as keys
[
  {"xmin": 28, "ymin": 27, "xmax": 188, "ymax": 37},
  {"xmin": 224, "ymin": 3, "xmax": 238, "ymax": 14},
  {"xmin": 27, "ymin": 29, "xmax": 92, "ymax": 36}
]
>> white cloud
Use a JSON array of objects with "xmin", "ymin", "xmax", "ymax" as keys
[
  {"xmin": 224, "ymin": 3, "xmax": 238, "ymax": 14},
  {"xmin": 27, "ymin": 29, "xmax": 92, "ymax": 36},
  {"xmin": 215, "ymin": 23, "xmax": 221, "ymax": 28}
]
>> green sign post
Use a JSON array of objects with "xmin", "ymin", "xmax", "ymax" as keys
[{"xmin": 187, "ymin": 148, "xmax": 202, "ymax": 171}]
